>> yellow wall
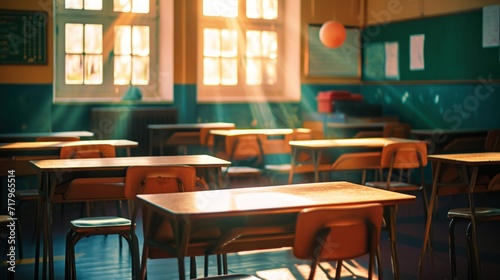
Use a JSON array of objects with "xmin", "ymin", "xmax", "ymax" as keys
[
  {"xmin": 0, "ymin": 0, "xmax": 53, "ymax": 84},
  {"xmin": 366, "ymin": 0, "xmax": 500, "ymax": 24}
]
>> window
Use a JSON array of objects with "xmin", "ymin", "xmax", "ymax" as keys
[
  {"xmin": 198, "ymin": 0, "xmax": 297, "ymax": 102},
  {"xmin": 55, "ymin": 0, "xmax": 166, "ymax": 102}
]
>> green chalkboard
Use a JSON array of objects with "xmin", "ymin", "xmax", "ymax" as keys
[
  {"xmin": 362, "ymin": 8, "xmax": 500, "ymax": 81},
  {"xmin": 307, "ymin": 25, "xmax": 360, "ymax": 78},
  {"xmin": 0, "ymin": 10, "xmax": 47, "ymax": 64}
]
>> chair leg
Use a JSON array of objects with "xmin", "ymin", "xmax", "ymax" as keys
[
  {"xmin": 308, "ymin": 258, "xmax": 319, "ymax": 280},
  {"xmin": 466, "ymin": 222, "xmax": 476, "ymax": 280},
  {"xmin": 204, "ymin": 254, "xmax": 209, "ymax": 277},
  {"xmin": 335, "ymin": 260, "xmax": 343, "ymax": 280},
  {"xmin": 140, "ymin": 244, "xmax": 150, "ymax": 280},
  {"xmin": 449, "ymin": 218, "xmax": 459, "ymax": 280},
  {"xmin": 65, "ymin": 230, "xmax": 74, "ymax": 280},
  {"xmin": 190, "ymin": 256, "xmax": 197, "ymax": 278}
]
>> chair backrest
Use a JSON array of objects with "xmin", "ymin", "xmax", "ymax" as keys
[
  {"xmin": 199, "ymin": 125, "xmax": 236, "ymax": 147},
  {"xmin": 36, "ymin": 136, "xmax": 81, "ymax": 142},
  {"xmin": 60, "ymin": 144, "xmax": 116, "ymax": 159},
  {"xmin": 124, "ymin": 165, "xmax": 197, "ymax": 200},
  {"xmin": 222, "ymin": 134, "xmax": 264, "ymax": 166},
  {"xmin": 442, "ymin": 137, "xmax": 487, "ymax": 153},
  {"xmin": 294, "ymin": 203, "xmax": 383, "ymax": 261},
  {"xmin": 383, "ymin": 122, "xmax": 411, "ymax": 138},
  {"xmin": 484, "ymin": 130, "xmax": 500, "ymax": 152},
  {"xmin": 380, "ymin": 142, "xmax": 428, "ymax": 169}
]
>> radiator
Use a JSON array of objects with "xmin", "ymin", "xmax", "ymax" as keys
[{"xmin": 90, "ymin": 107, "xmax": 178, "ymax": 156}]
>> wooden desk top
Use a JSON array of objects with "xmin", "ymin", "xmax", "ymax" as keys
[
  {"xmin": 210, "ymin": 128, "xmax": 307, "ymax": 136},
  {"xmin": 289, "ymin": 137, "xmax": 423, "ymax": 149},
  {"xmin": 0, "ymin": 131, "xmax": 94, "ymax": 140},
  {"xmin": 31, "ymin": 154, "xmax": 231, "ymax": 172},
  {"xmin": 148, "ymin": 122, "xmax": 235, "ymax": 130},
  {"xmin": 0, "ymin": 139, "xmax": 138, "ymax": 151},
  {"xmin": 428, "ymin": 152, "xmax": 500, "ymax": 165},
  {"xmin": 137, "ymin": 181, "xmax": 415, "ymax": 217}
]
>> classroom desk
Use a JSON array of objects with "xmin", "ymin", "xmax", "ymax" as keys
[
  {"xmin": 419, "ymin": 152, "xmax": 500, "ymax": 280},
  {"xmin": 148, "ymin": 122, "xmax": 235, "ymax": 155},
  {"xmin": 30, "ymin": 155, "xmax": 230, "ymax": 280},
  {"xmin": 410, "ymin": 128, "xmax": 490, "ymax": 153},
  {"xmin": 137, "ymin": 181, "xmax": 416, "ymax": 280},
  {"xmin": 288, "ymin": 137, "xmax": 425, "ymax": 183},
  {"xmin": 0, "ymin": 131, "xmax": 94, "ymax": 142},
  {"xmin": 0, "ymin": 139, "xmax": 138, "ymax": 157},
  {"xmin": 326, "ymin": 122, "xmax": 386, "ymax": 138}
]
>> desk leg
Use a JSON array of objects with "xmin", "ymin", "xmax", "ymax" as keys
[
  {"xmin": 149, "ymin": 130, "xmax": 154, "ymax": 156},
  {"xmin": 313, "ymin": 150, "xmax": 322, "ymax": 183},
  {"xmin": 288, "ymin": 148, "xmax": 298, "ymax": 184},
  {"xmin": 386, "ymin": 205, "xmax": 400, "ymax": 280},
  {"xmin": 419, "ymin": 162, "xmax": 441, "ymax": 279},
  {"xmin": 174, "ymin": 219, "xmax": 192, "ymax": 280},
  {"xmin": 47, "ymin": 174, "xmax": 55, "ymax": 280}
]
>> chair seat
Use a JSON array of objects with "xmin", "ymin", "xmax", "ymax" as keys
[
  {"xmin": 70, "ymin": 216, "xmax": 131, "ymax": 230},
  {"xmin": 223, "ymin": 166, "xmax": 262, "ymax": 176},
  {"xmin": 366, "ymin": 181, "xmax": 422, "ymax": 192},
  {"xmin": 264, "ymin": 163, "xmax": 331, "ymax": 173},
  {"xmin": 15, "ymin": 189, "xmax": 41, "ymax": 200},
  {"xmin": 63, "ymin": 177, "xmax": 126, "ymax": 200},
  {"xmin": 447, "ymin": 207, "xmax": 500, "ymax": 220}
]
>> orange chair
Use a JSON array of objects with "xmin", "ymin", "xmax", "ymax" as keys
[
  {"xmin": 365, "ymin": 142, "xmax": 429, "ymax": 223},
  {"xmin": 484, "ymin": 129, "xmax": 500, "ymax": 152},
  {"xmin": 383, "ymin": 122, "xmax": 411, "ymax": 138},
  {"xmin": 331, "ymin": 152, "xmax": 382, "ymax": 185},
  {"xmin": 217, "ymin": 134, "xmax": 265, "ymax": 188},
  {"xmin": 54, "ymin": 144, "xmax": 126, "ymax": 218},
  {"xmin": 447, "ymin": 173, "xmax": 500, "ymax": 280},
  {"xmin": 293, "ymin": 203, "xmax": 384, "ymax": 280},
  {"xmin": 199, "ymin": 124, "xmax": 236, "ymax": 154}
]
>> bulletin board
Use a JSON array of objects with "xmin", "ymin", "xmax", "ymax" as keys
[
  {"xmin": 0, "ymin": 10, "xmax": 48, "ymax": 64},
  {"xmin": 306, "ymin": 24, "xmax": 360, "ymax": 78},
  {"xmin": 362, "ymin": 8, "xmax": 500, "ymax": 82}
]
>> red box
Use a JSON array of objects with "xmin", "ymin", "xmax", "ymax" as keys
[{"xmin": 316, "ymin": 91, "xmax": 363, "ymax": 113}]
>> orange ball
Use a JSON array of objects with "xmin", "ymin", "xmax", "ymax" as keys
[{"xmin": 319, "ymin": 21, "xmax": 346, "ymax": 48}]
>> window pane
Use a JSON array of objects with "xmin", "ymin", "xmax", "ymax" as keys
[
  {"xmin": 221, "ymin": 58, "xmax": 237, "ymax": 85},
  {"xmin": 84, "ymin": 24, "xmax": 103, "ymax": 54},
  {"xmin": 220, "ymin": 29, "xmax": 237, "ymax": 57},
  {"xmin": 132, "ymin": 26, "xmax": 149, "ymax": 55},
  {"xmin": 246, "ymin": 0, "xmax": 261, "ymax": 19},
  {"xmin": 261, "ymin": 31, "xmax": 277, "ymax": 58},
  {"xmin": 246, "ymin": 58, "xmax": 262, "ymax": 85},
  {"xmin": 115, "ymin": 25, "xmax": 131, "ymax": 55},
  {"xmin": 132, "ymin": 56, "xmax": 149, "ymax": 85},
  {"xmin": 262, "ymin": 0, "xmax": 278, "ymax": 19},
  {"xmin": 132, "ymin": 0, "xmax": 149, "ymax": 13},
  {"xmin": 114, "ymin": 0, "xmax": 131, "ymax": 12},
  {"xmin": 203, "ymin": 57, "xmax": 220, "ymax": 85},
  {"xmin": 246, "ymin": 31, "xmax": 261, "ymax": 57},
  {"xmin": 66, "ymin": 0, "xmax": 83, "ymax": 9},
  {"xmin": 264, "ymin": 59, "xmax": 277, "ymax": 85},
  {"xmin": 203, "ymin": 0, "xmax": 238, "ymax": 17},
  {"xmin": 84, "ymin": 0, "xmax": 102, "ymax": 10},
  {"xmin": 65, "ymin": 24, "xmax": 83, "ymax": 53},
  {"xmin": 65, "ymin": 54, "xmax": 83, "ymax": 84},
  {"xmin": 84, "ymin": 55, "xmax": 103, "ymax": 84},
  {"xmin": 203, "ymin": 29, "xmax": 221, "ymax": 57},
  {"xmin": 114, "ymin": 55, "xmax": 131, "ymax": 85}
]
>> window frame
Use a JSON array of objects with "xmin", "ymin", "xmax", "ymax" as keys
[{"xmin": 54, "ymin": 0, "xmax": 162, "ymax": 102}]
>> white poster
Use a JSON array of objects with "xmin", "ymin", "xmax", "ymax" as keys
[
  {"xmin": 385, "ymin": 42, "xmax": 399, "ymax": 79},
  {"xmin": 410, "ymin": 34, "xmax": 425, "ymax": 70},
  {"xmin": 483, "ymin": 5, "xmax": 500, "ymax": 47}
]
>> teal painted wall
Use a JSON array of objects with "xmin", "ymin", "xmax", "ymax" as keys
[{"xmin": 361, "ymin": 83, "xmax": 500, "ymax": 130}]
